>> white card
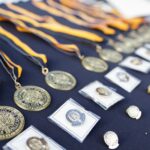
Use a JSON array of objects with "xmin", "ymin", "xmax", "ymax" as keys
[
  {"xmin": 3, "ymin": 126, "xmax": 65, "ymax": 150},
  {"xmin": 107, "ymin": 0, "xmax": 150, "ymax": 18},
  {"xmin": 105, "ymin": 67, "xmax": 141, "ymax": 93},
  {"xmin": 48, "ymin": 98, "xmax": 100, "ymax": 143},
  {"xmin": 79, "ymin": 81, "xmax": 124, "ymax": 110},
  {"xmin": 135, "ymin": 47, "xmax": 150, "ymax": 61},
  {"xmin": 120, "ymin": 56, "xmax": 150, "ymax": 73}
]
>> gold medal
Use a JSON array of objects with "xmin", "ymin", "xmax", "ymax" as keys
[
  {"xmin": 45, "ymin": 70, "xmax": 76, "ymax": 91},
  {"xmin": 98, "ymin": 49, "xmax": 123, "ymax": 63},
  {"xmin": 14, "ymin": 86, "xmax": 51, "ymax": 111},
  {"xmin": 81, "ymin": 56, "xmax": 108, "ymax": 73},
  {"xmin": 114, "ymin": 42, "xmax": 135, "ymax": 54},
  {"xmin": 0, "ymin": 106, "xmax": 25, "ymax": 140}
]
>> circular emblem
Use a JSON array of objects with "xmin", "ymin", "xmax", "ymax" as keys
[
  {"xmin": 130, "ymin": 58, "xmax": 143, "ymax": 66},
  {"xmin": 114, "ymin": 42, "xmax": 135, "ymax": 54},
  {"xmin": 96, "ymin": 87, "xmax": 111, "ymax": 96},
  {"xmin": 26, "ymin": 137, "xmax": 49, "ymax": 150},
  {"xmin": 45, "ymin": 71, "xmax": 76, "ymax": 91},
  {"xmin": 14, "ymin": 86, "xmax": 51, "ymax": 111},
  {"xmin": 104, "ymin": 131, "xmax": 119, "ymax": 149},
  {"xmin": 0, "ymin": 106, "xmax": 25, "ymax": 140},
  {"xmin": 81, "ymin": 56, "xmax": 108, "ymax": 73},
  {"xmin": 66, "ymin": 109, "xmax": 86, "ymax": 126},
  {"xmin": 98, "ymin": 49, "xmax": 123, "ymax": 63},
  {"xmin": 126, "ymin": 105, "xmax": 142, "ymax": 120},
  {"xmin": 117, "ymin": 72, "xmax": 130, "ymax": 82}
]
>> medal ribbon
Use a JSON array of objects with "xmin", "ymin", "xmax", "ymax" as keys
[
  {"xmin": 0, "ymin": 8, "xmax": 103, "ymax": 42},
  {"xmin": 0, "ymin": 50, "xmax": 22, "ymax": 89},
  {"xmin": 32, "ymin": 0, "xmax": 129, "ymax": 31},
  {"xmin": 0, "ymin": 14, "xmax": 81, "ymax": 54},
  {"xmin": 0, "ymin": 26, "xmax": 47, "ymax": 63},
  {"xmin": 59, "ymin": 0, "xmax": 144, "ymax": 29}
]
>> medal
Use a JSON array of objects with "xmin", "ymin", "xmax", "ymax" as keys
[
  {"xmin": 45, "ymin": 70, "xmax": 76, "ymax": 91},
  {"xmin": 0, "ymin": 106, "xmax": 25, "ymax": 140},
  {"xmin": 0, "ymin": 51, "xmax": 51, "ymax": 111},
  {"xmin": 66, "ymin": 109, "xmax": 86, "ymax": 126},
  {"xmin": 0, "ymin": 27, "xmax": 77, "ymax": 91},
  {"xmin": 14, "ymin": 86, "xmax": 51, "ymax": 111},
  {"xmin": 96, "ymin": 87, "xmax": 111, "ymax": 96},
  {"xmin": 27, "ymin": 137, "xmax": 49, "ymax": 150},
  {"xmin": 98, "ymin": 49, "xmax": 123, "ymax": 63},
  {"xmin": 81, "ymin": 56, "xmax": 108, "ymax": 73}
]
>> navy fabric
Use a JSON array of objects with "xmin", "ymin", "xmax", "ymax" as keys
[{"xmin": 0, "ymin": 2, "xmax": 150, "ymax": 150}]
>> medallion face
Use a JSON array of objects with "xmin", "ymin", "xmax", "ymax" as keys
[
  {"xmin": 27, "ymin": 137, "xmax": 49, "ymax": 150},
  {"xmin": 66, "ymin": 109, "xmax": 86, "ymax": 126},
  {"xmin": 117, "ymin": 72, "xmax": 130, "ymax": 82},
  {"xmin": 98, "ymin": 49, "xmax": 123, "ymax": 63},
  {"xmin": 14, "ymin": 86, "xmax": 51, "ymax": 111},
  {"xmin": 96, "ymin": 87, "xmax": 111, "ymax": 96},
  {"xmin": 81, "ymin": 56, "xmax": 108, "ymax": 73},
  {"xmin": 0, "ymin": 106, "xmax": 25, "ymax": 140},
  {"xmin": 104, "ymin": 131, "xmax": 119, "ymax": 149},
  {"xmin": 114, "ymin": 42, "xmax": 135, "ymax": 54},
  {"xmin": 45, "ymin": 71, "xmax": 76, "ymax": 91}
]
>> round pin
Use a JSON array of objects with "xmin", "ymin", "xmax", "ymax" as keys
[
  {"xmin": 96, "ymin": 87, "xmax": 111, "ymax": 96},
  {"xmin": 66, "ymin": 109, "xmax": 86, "ymax": 126},
  {"xmin": 26, "ymin": 137, "xmax": 49, "ymax": 150},
  {"xmin": 126, "ymin": 105, "xmax": 142, "ymax": 120},
  {"xmin": 117, "ymin": 72, "xmax": 130, "ymax": 82},
  {"xmin": 103, "ymin": 131, "xmax": 119, "ymax": 149},
  {"xmin": 130, "ymin": 58, "xmax": 143, "ymax": 66}
]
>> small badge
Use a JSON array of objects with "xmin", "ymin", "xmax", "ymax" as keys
[
  {"xmin": 79, "ymin": 81, "xmax": 124, "ymax": 110},
  {"xmin": 104, "ymin": 131, "xmax": 119, "ymax": 149},
  {"xmin": 66, "ymin": 109, "xmax": 86, "ymax": 126},
  {"xmin": 105, "ymin": 67, "xmax": 141, "ymax": 92},
  {"xmin": 135, "ymin": 47, "xmax": 150, "ymax": 61},
  {"xmin": 126, "ymin": 105, "xmax": 142, "ymax": 120},
  {"xmin": 120, "ymin": 56, "xmax": 150, "ymax": 73}
]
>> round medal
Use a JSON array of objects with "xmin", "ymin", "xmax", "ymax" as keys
[
  {"xmin": 98, "ymin": 49, "xmax": 123, "ymax": 63},
  {"xmin": 114, "ymin": 42, "xmax": 135, "ymax": 54},
  {"xmin": 0, "ymin": 106, "xmax": 25, "ymax": 140},
  {"xmin": 66, "ymin": 109, "xmax": 86, "ymax": 126},
  {"xmin": 27, "ymin": 137, "xmax": 49, "ymax": 150},
  {"xmin": 45, "ymin": 71, "xmax": 76, "ymax": 91},
  {"xmin": 14, "ymin": 86, "xmax": 51, "ymax": 111},
  {"xmin": 81, "ymin": 56, "xmax": 108, "ymax": 73}
]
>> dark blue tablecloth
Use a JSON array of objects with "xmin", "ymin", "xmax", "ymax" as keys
[{"xmin": 0, "ymin": 2, "xmax": 150, "ymax": 150}]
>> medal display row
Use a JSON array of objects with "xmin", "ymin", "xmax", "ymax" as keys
[{"xmin": 0, "ymin": 0, "xmax": 150, "ymax": 150}]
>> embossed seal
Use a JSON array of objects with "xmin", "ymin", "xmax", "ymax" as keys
[
  {"xmin": 14, "ymin": 86, "xmax": 51, "ymax": 111},
  {"xmin": 0, "ymin": 106, "xmax": 25, "ymax": 140},
  {"xmin": 45, "ymin": 70, "xmax": 76, "ymax": 91}
]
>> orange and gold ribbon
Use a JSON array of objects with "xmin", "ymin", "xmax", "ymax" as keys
[
  {"xmin": 0, "ymin": 50, "xmax": 22, "ymax": 78},
  {"xmin": 0, "ymin": 7, "xmax": 103, "ymax": 42}
]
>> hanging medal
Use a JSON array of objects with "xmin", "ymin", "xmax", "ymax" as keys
[
  {"xmin": 0, "ymin": 27, "xmax": 77, "ymax": 91},
  {"xmin": 96, "ymin": 45, "xmax": 123, "ymax": 63},
  {"xmin": 0, "ymin": 50, "xmax": 51, "ymax": 111}
]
